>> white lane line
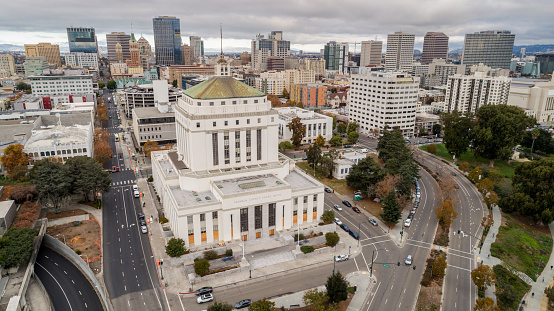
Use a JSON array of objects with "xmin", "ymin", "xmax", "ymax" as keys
[
  {"xmin": 353, "ymin": 257, "xmax": 360, "ymax": 271},
  {"xmin": 360, "ymin": 234, "xmax": 390, "ymax": 242},
  {"xmin": 448, "ymin": 264, "xmax": 471, "ymax": 272},
  {"xmin": 367, "ymin": 281, "xmax": 381, "ymax": 311},
  {"xmin": 36, "ymin": 262, "xmax": 74, "ymax": 311}
]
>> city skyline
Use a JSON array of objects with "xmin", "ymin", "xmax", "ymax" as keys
[{"xmin": 1, "ymin": 0, "xmax": 552, "ymax": 53}]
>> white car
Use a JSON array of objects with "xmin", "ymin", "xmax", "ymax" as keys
[
  {"xmin": 334, "ymin": 218, "xmax": 343, "ymax": 226},
  {"xmin": 333, "ymin": 204, "xmax": 342, "ymax": 211},
  {"xmin": 334, "ymin": 254, "xmax": 349, "ymax": 262},
  {"xmin": 134, "ymin": 190, "xmax": 140, "ymax": 198},
  {"xmin": 133, "ymin": 185, "xmax": 138, "ymax": 191},
  {"xmin": 404, "ymin": 219, "xmax": 412, "ymax": 227},
  {"xmin": 405, "ymin": 255, "xmax": 413, "ymax": 265},
  {"xmin": 197, "ymin": 293, "xmax": 214, "ymax": 304},
  {"xmin": 140, "ymin": 225, "xmax": 147, "ymax": 234}
]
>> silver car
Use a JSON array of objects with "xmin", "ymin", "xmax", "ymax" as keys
[{"xmin": 405, "ymin": 255, "xmax": 413, "ymax": 265}]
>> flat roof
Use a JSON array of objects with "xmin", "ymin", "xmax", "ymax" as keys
[
  {"xmin": 170, "ymin": 186, "xmax": 218, "ymax": 208},
  {"xmin": 133, "ymin": 107, "xmax": 175, "ymax": 119},
  {"xmin": 0, "ymin": 201, "xmax": 15, "ymax": 218},
  {"xmin": 283, "ymin": 170, "xmax": 319, "ymax": 190},
  {"xmin": 214, "ymin": 174, "xmax": 288, "ymax": 195}
]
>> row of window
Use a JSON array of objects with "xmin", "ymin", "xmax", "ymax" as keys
[
  {"xmin": 30, "ymin": 148, "xmax": 87, "ymax": 158},
  {"xmin": 183, "ymin": 96, "xmax": 266, "ymax": 107}
]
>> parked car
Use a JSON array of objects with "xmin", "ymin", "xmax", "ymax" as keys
[
  {"xmin": 404, "ymin": 219, "xmax": 412, "ymax": 227},
  {"xmin": 195, "ymin": 287, "xmax": 213, "ymax": 296},
  {"xmin": 325, "ymin": 188, "xmax": 332, "ymax": 193},
  {"xmin": 349, "ymin": 230, "xmax": 359, "ymax": 240},
  {"xmin": 368, "ymin": 218, "xmax": 378, "ymax": 226},
  {"xmin": 139, "ymin": 218, "xmax": 147, "ymax": 226},
  {"xmin": 352, "ymin": 207, "xmax": 361, "ymax": 213},
  {"xmin": 335, "ymin": 254, "xmax": 349, "ymax": 262},
  {"xmin": 334, "ymin": 218, "xmax": 343, "ymax": 226},
  {"xmin": 197, "ymin": 293, "xmax": 214, "ymax": 304},
  {"xmin": 354, "ymin": 190, "xmax": 362, "ymax": 195},
  {"xmin": 134, "ymin": 190, "xmax": 140, "ymax": 198},
  {"xmin": 133, "ymin": 185, "xmax": 138, "ymax": 191},
  {"xmin": 141, "ymin": 225, "xmax": 148, "ymax": 234},
  {"xmin": 452, "ymin": 172, "xmax": 457, "ymax": 176},
  {"xmin": 234, "ymin": 299, "xmax": 253, "ymax": 309},
  {"xmin": 333, "ymin": 204, "xmax": 343, "ymax": 211},
  {"xmin": 405, "ymin": 255, "xmax": 413, "ymax": 265},
  {"xmin": 407, "ymin": 214, "xmax": 414, "ymax": 220},
  {"xmin": 454, "ymin": 183, "xmax": 460, "ymax": 189},
  {"xmin": 340, "ymin": 224, "xmax": 350, "ymax": 232},
  {"xmin": 138, "ymin": 213, "xmax": 145, "ymax": 220},
  {"xmin": 342, "ymin": 200, "xmax": 352, "ymax": 207},
  {"xmin": 344, "ymin": 145, "xmax": 352, "ymax": 148}
]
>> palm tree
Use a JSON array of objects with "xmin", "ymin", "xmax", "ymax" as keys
[{"xmin": 530, "ymin": 129, "xmax": 540, "ymax": 160}]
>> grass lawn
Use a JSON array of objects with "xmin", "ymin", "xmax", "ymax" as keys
[
  {"xmin": 490, "ymin": 217, "xmax": 552, "ymax": 281},
  {"xmin": 493, "ymin": 264, "xmax": 531, "ymax": 311},
  {"xmin": 420, "ymin": 144, "xmax": 518, "ymax": 179}
]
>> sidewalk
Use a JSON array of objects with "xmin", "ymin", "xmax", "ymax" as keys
[{"xmin": 475, "ymin": 204, "xmax": 502, "ymax": 302}]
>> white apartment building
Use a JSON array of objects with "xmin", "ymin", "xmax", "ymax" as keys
[
  {"xmin": 110, "ymin": 62, "xmax": 128, "ymax": 75},
  {"xmin": 0, "ymin": 54, "xmax": 16, "ymax": 78},
  {"xmin": 29, "ymin": 70, "xmax": 93, "ymax": 96},
  {"xmin": 385, "ymin": 32, "xmax": 415, "ymax": 72},
  {"xmin": 305, "ymin": 59, "xmax": 325, "ymax": 76},
  {"xmin": 445, "ymin": 72, "xmax": 511, "ymax": 113},
  {"xmin": 275, "ymin": 107, "xmax": 333, "ymax": 144},
  {"xmin": 424, "ymin": 59, "xmax": 466, "ymax": 87},
  {"xmin": 151, "ymin": 76, "xmax": 324, "ymax": 247},
  {"xmin": 360, "ymin": 41, "xmax": 382, "ymax": 67},
  {"xmin": 508, "ymin": 77, "xmax": 554, "ymax": 122},
  {"xmin": 349, "ymin": 71, "xmax": 419, "ymax": 137},
  {"xmin": 254, "ymin": 69, "xmax": 315, "ymax": 95},
  {"xmin": 64, "ymin": 52, "xmax": 99, "ymax": 69}
]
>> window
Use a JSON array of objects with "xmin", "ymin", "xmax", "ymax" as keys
[
  {"xmin": 196, "ymin": 122, "xmax": 200, "ymax": 128},
  {"xmin": 240, "ymin": 208, "xmax": 248, "ymax": 232},
  {"xmin": 213, "ymin": 122, "xmax": 216, "ymax": 127},
  {"xmin": 224, "ymin": 132, "xmax": 230, "ymax": 164},
  {"xmin": 258, "ymin": 118, "xmax": 261, "ymax": 123},
  {"xmin": 257, "ymin": 129, "xmax": 262, "ymax": 161},
  {"xmin": 294, "ymin": 198, "xmax": 298, "ymax": 205},
  {"xmin": 221, "ymin": 101, "xmax": 225, "ymax": 105},
  {"xmin": 187, "ymin": 216, "xmax": 193, "ymax": 224},
  {"xmin": 200, "ymin": 214, "xmax": 205, "ymax": 221},
  {"xmin": 246, "ymin": 130, "xmax": 252, "ymax": 161},
  {"xmin": 225, "ymin": 121, "xmax": 228, "ymax": 126},
  {"xmin": 255, "ymin": 206, "xmax": 262, "ymax": 229},
  {"xmin": 209, "ymin": 102, "xmax": 214, "ymax": 106},
  {"xmin": 269, "ymin": 203, "xmax": 276, "ymax": 226},
  {"xmin": 271, "ymin": 117, "xmax": 274, "ymax": 122},
  {"xmin": 236, "ymin": 120, "xmax": 239, "ymax": 125},
  {"xmin": 254, "ymin": 99, "xmax": 258, "ymax": 103},
  {"xmin": 212, "ymin": 211, "xmax": 218, "ymax": 219},
  {"xmin": 212, "ymin": 133, "xmax": 219, "ymax": 165},
  {"xmin": 197, "ymin": 102, "xmax": 201, "ymax": 106},
  {"xmin": 235, "ymin": 131, "xmax": 241, "ymax": 161},
  {"xmin": 233, "ymin": 100, "xmax": 237, "ymax": 105},
  {"xmin": 313, "ymin": 195, "xmax": 317, "ymax": 201},
  {"xmin": 247, "ymin": 119, "xmax": 250, "ymax": 124},
  {"xmin": 243, "ymin": 100, "xmax": 247, "ymax": 104}
]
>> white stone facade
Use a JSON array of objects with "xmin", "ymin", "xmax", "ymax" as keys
[
  {"xmin": 275, "ymin": 107, "xmax": 333, "ymax": 144},
  {"xmin": 385, "ymin": 32, "xmax": 415, "ymax": 72},
  {"xmin": 64, "ymin": 52, "xmax": 99, "ymax": 69},
  {"xmin": 29, "ymin": 72, "xmax": 93, "ymax": 96},
  {"xmin": 508, "ymin": 78, "xmax": 554, "ymax": 123},
  {"xmin": 445, "ymin": 72, "xmax": 511, "ymax": 113}
]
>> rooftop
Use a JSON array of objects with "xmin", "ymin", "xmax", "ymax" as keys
[
  {"xmin": 283, "ymin": 170, "xmax": 319, "ymax": 190},
  {"xmin": 133, "ymin": 106, "xmax": 175, "ymax": 119},
  {"xmin": 183, "ymin": 76, "xmax": 264, "ymax": 100},
  {"xmin": 0, "ymin": 201, "xmax": 15, "ymax": 219},
  {"xmin": 169, "ymin": 187, "xmax": 218, "ymax": 208},
  {"xmin": 25, "ymin": 124, "xmax": 90, "ymax": 148},
  {"xmin": 214, "ymin": 174, "xmax": 288, "ymax": 195}
]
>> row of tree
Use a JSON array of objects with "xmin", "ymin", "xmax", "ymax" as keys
[{"xmin": 93, "ymin": 129, "xmax": 113, "ymax": 164}]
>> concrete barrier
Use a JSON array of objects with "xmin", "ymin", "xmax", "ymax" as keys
[{"xmin": 43, "ymin": 234, "xmax": 113, "ymax": 311}]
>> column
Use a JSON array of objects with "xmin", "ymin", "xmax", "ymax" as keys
[
  {"xmin": 206, "ymin": 211, "xmax": 214, "ymax": 243},
  {"xmin": 193, "ymin": 214, "xmax": 201, "ymax": 247}
]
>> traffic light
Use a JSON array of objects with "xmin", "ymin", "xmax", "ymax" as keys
[
  {"xmin": 457, "ymin": 230, "xmax": 461, "ymax": 234},
  {"xmin": 413, "ymin": 266, "xmax": 416, "ymax": 270}
]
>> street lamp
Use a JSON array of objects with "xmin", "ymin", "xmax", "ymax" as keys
[
  {"xmin": 458, "ymin": 230, "xmax": 484, "ymax": 253},
  {"xmin": 370, "ymin": 248, "xmax": 387, "ymax": 277},
  {"xmin": 56, "ymin": 234, "xmax": 66, "ymax": 245},
  {"xmin": 79, "ymin": 254, "xmax": 90, "ymax": 267}
]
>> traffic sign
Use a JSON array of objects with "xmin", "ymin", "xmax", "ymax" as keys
[{"xmin": 383, "ymin": 264, "xmax": 390, "ymax": 267}]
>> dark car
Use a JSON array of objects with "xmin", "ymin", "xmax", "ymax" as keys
[
  {"xmin": 452, "ymin": 172, "xmax": 457, "ymax": 176},
  {"xmin": 139, "ymin": 218, "xmax": 147, "ymax": 226},
  {"xmin": 352, "ymin": 207, "xmax": 361, "ymax": 213},
  {"xmin": 119, "ymin": 154, "xmax": 122, "ymax": 158},
  {"xmin": 235, "ymin": 299, "xmax": 253, "ymax": 309},
  {"xmin": 138, "ymin": 213, "xmax": 145, "ymax": 220},
  {"xmin": 195, "ymin": 286, "xmax": 213, "ymax": 296},
  {"xmin": 325, "ymin": 188, "xmax": 332, "ymax": 193},
  {"xmin": 349, "ymin": 230, "xmax": 359, "ymax": 240},
  {"xmin": 342, "ymin": 200, "xmax": 352, "ymax": 207},
  {"xmin": 407, "ymin": 214, "xmax": 414, "ymax": 220},
  {"xmin": 344, "ymin": 145, "xmax": 352, "ymax": 148},
  {"xmin": 340, "ymin": 223, "xmax": 350, "ymax": 232}
]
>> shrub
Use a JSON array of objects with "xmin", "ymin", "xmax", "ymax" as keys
[
  {"xmin": 300, "ymin": 245, "xmax": 314, "ymax": 253},
  {"xmin": 458, "ymin": 161, "xmax": 470, "ymax": 172},
  {"xmin": 165, "ymin": 238, "xmax": 188, "ymax": 257},
  {"xmin": 427, "ymin": 143, "xmax": 437, "ymax": 155},
  {"xmin": 159, "ymin": 217, "xmax": 169, "ymax": 224},
  {"xmin": 294, "ymin": 233, "xmax": 306, "ymax": 242},
  {"xmin": 204, "ymin": 250, "xmax": 219, "ymax": 260},
  {"xmin": 9, "ymin": 186, "xmax": 37, "ymax": 203},
  {"xmin": 325, "ymin": 232, "xmax": 340, "ymax": 247},
  {"xmin": 75, "ymin": 249, "xmax": 81, "ymax": 255},
  {"xmin": 12, "ymin": 201, "xmax": 41, "ymax": 229},
  {"xmin": 194, "ymin": 259, "xmax": 210, "ymax": 276},
  {"xmin": 147, "ymin": 176, "xmax": 153, "ymax": 182},
  {"xmin": 225, "ymin": 249, "xmax": 233, "ymax": 257}
]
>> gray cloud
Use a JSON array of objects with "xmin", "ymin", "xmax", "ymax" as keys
[{"xmin": 1, "ymin": 0, "xmax": 552, "ymax": 51}]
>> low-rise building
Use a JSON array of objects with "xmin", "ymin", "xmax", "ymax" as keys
[
  {"xmin": 415, "ymin": 113, "xmax": 441, "ymax": 135},
  {"xmin": 332, "ymin": 151, "xmax": 367, "ymax": 180},
  {"xmin": 275, "ymin": 107, "xmax": 333, "ymax": 144},
  {"xmin": 29, "ymin": 69, "xmax": 93, "ymax": 96},
  {"xmin": 290, "ymin": 83, "xmax": 326, "ymax": 108},
  {"xmin": 326, "ymin": 92, "xmax": 348, "ymax": 108},
  {"xmin": 508, "ymin": 77, "xmax": 554, "ymax": 123},
  {"xmin": 122, "ymin": 81, "xmax": 183, "ymax": 118},
  {"xmin": 0, "ymin": 200, "xmax": 17, "ymax": 235}
]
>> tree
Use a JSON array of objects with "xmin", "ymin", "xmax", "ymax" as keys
[
  {"xmin": 471, "ymin": 265, "xmax": 496, "ymax": 291},
  {"xmin": 326, "ymin": 271, "xmax": 349, "ymax": 303},
  {"xmin": 296, "ymin": 101, "xmax": 304, "ymax": 108},
  {"xmin": 487, "ymin": 170, "xmax": 503, "ymax": 183},
  {"xmin": 1, "ymin": 144, "xmax": 30, "ymax": 177},
  {"xmin": 9, "ymin": 165, "xmax": 30, "ymax": 182},
  {"xmin": 8, "ymin": 186, "xmax": 37, "ymax": 203},
  {"xmin": 320, "ymin": 150, "xmax": 340, "ymax": 178},
  {"xmin": 267, "ymin": 94, "xmax": 282, "ymax": 107},
  {"xmin": 347, "ymin": 131, "xmax": 359, "ymax": 144},
  {"xmin": 332, "ymin": 116, "xmax": 337, "ymax": 130},
  {"xmin": 287, "ymin": 117, "xmax": 306, "ymax": 147},
  {"xmin": 171, "ymin": 79, "xmax": 178, "ymax": 88},
  {"xmin": 437, "ymin": 174, "xmax": 458, "ymax": 203},
  {"xmin": 315, "ymin": 135, "xmax": 325, "ymax": 147},
  {"xmin": 484, "ymin": 192, "xmax": 499, "ymax": 209},
  {"xmin": 336, "ymin": 123, "xmax": 347, "ymax": 134},
  {"xmin": 471, "ymin": 105, "xmax": 534, "ymax": 167},
  {"xmin": 0, "ymin": 228, "xmax": 36, "ymax": 268},
  {"xmin": 97, "ymin": 81, "xmax": 105, "ymax": 89},
  {"xmin": 418, "ymin": 127, "xmax": 428, "ymax": 137},
  {"xmin": 248, "ymin": 298, "xmax": 275, "ymax": 311},
  {"xmin": 321, "ymin": 210, "xmax": 335, "ymax": 224},
  {"xmin": 94, "ymin": 139, "xmax": 113, "ymax": 164},
  {"xmin": 65, "ymin": 156, "xmax": 111, "ymax": 202},
  {"xmin": 306, "ymin": 143, "xmax": 322, "ymax": 168},
  {"xmin": 435, "ymin": 200, "xmax": 457, "ymax": 228},
  {"xmin": 458, "ymin": 161, "xmax": 470, "ymax": 172},
  {"xmin": 347, "ymin": 121, "xmax": 358, "ymax": 134},
  {"xmin": 477, "ymin": 178, "xmax": 494, "ymax": 196},
  {"xmin": 427, "ymin": 143, "xmax": 437, "ymax": 155},
  {"xmin": 279, "ymin": 141, "xmax": 292, "ymax": 150},
  {"xmin": 330, "ymin": 88, "xmax": 337, "ymax": 93},
  {"xmin": 12, "ymin": 201, "xmax": 41, "ymax": 229},
  {"xmin": 106, "ymin": 79, "xmax": 116, "ymax": 90},
  {"xmin": 521, "ymin": 128, "xmax": 554, "ymax": 154},
  {"xmin": 530, "ymin": 129, "xmax": 540, "ymax": 159},
  {"xmin": 432, "ymin": 124, "xmax": 442, "ymax": 136},
  {"xmin": 303, "ymin": 288, "xmax": 329, "ymax": 311},
  {"xmin": 474, "ymin": 297, "xmax": 500, "ymax": 311},
  {"xmin": 468, "ymin": 167, "xmax": 483, "ymax": 184},
  {"xmin": 381, "ymin": 191, "xmax": 401, "ymax": 225},
  {"xmin": 374, "ymin": 174, "xmax": 401, "ymax": 200},
  {"xmin": 33, "ymin": 159, "xmax": 71, "ymax": 213},
  {"xmin": 143, "ymin": 140, "xmax": 160, "ymax": 158},
  {"xmin": 345, "ymin": 157, "xmax": 384, "ymax": 196},
  {"xmin": 432, "ymin": 255, "xmax": 447, "ymax": 278},
  {"xmin": 329, "ymin": 135, "xmax": 342, "ymax": 147},
  {"xmin": 96, "ymin": 103, "xmax": 108, "ymax": 124},
  {"xmin": 16, "ymin": 82, "xmax": 31, "ymax": 91},
  {"xmin": 443, "ymin": 111, "xmax": 473, "ymax": 159},
  {"xmin": 208, "ymin": 301, "xmax": 233, "ymax": 311},
  {"xmin": 325, "ymin": 232, "xmax": 340, "ymax": 247},
  {"xmin": 165, "ymin": 238, "xmax": 187, "ymax": 257},
  {"xmin": 286, "ymin": 99, "xmax": 293, "ymax": 107},
  {"xmin": 481, "ymin": 214, "xmax": 494, "ymax": 229},
  {"xmin": 194, "ymin": 258, "xmax": 210, "ymax": 276},
  {"xmin": 281, "ymin": 87, "xmax": 289, "ymax": 99}
]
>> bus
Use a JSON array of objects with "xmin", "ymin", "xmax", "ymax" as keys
[{"xmin": 114, "ymin": 133, "xmax": 119, "ymax": 142}]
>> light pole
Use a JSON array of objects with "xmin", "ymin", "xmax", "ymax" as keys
[
  {"xmin": 56, "ymin": 234, "xmax": 66, "ymax": 245},
  {"xmin": 332, "ymin": 254, "xmax": 336, "ymax": 275},
  {"xmin": 370, "ymin": 248, "xmax": 388, "ymax": 277},
  {"xmin": 458, "ymin": 230, "xmax": 484, "ymax": 253},
  {"xmin": 79, "ymin": 254, "xmax": 90, "ymax": 267}
]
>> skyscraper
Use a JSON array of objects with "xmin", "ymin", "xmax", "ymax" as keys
[
  {"xmin": 385, "ymin": 31, "xmax": 415, "ymax": 72},
  {"xmin": 251, "ymin": 31, "xmax": 290, "ymax": 70},
  {"xmin": 67, "ymin": 27, "xmax": 98, "ymax": 54},
  {"xmin": 189, "ymin": 36, "xmax": 204, "ymax": 60},
  {"xmin": 153, "ymin": 16, "xmax": 182, "ymax": 66},
  {"xmin": 360, "ymin": 40, "xmax": 382, "ymax": 67},
  {"xmin": 324, "ymin": 41, "xmax": 349, "ymax": 74},
  {"xmin": 24, "ymin": 43, "xmax": 61, "ymax": 67},
  {"xmin": 181, "ymin": 44, "xmax": 195, "ymax": 65},
  {"xmin": 461, "ymin": 30, "xmax": 515, "ymax": 69},
  {"xmin": 106, "ymin": 32, "xmax": 131, "ymax": 61},
  {"xmin": 421, "ymin": 32, "xmax": 449, "ymax": 65},
  {"xmin": 128, "ymin": 33, "xmax": 140, "ymax": 67}
]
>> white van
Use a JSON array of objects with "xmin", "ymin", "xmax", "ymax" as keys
[
  {"xmin": 133, "ymin": 190, "xmax": 140, "ymax": 198},
  {"xmin": 359, "ymin": 148, "xmax": 369, "ymax": 153},
  {"xmin": 132, "ymin": 185, "xmax": 138, "ymax": 191}
]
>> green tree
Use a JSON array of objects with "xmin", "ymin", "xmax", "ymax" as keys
[
  {"xmin": 432, "ymin": 124, "xmax": 442, "ymax": 136},
  {"xmin": 106, "ymin": 79, "xmax": 116, "ymax": 90},
  {"xmin": 303, "ymin": 288, "xmax": 329, "ymax": 311},
  {"xmin": 321, "ymin": 210, "xmax": 335, "ymax": 224},
  {"xmin": 320, "ymin": 149, "xmax": 340, "ymax": 178},
  {"xmin": 281, "ymin": 87, "xmax": 288, "ymax": 99},
  {"xmin": 97, "ymin": 81, "xmax": 105, "ymax": 89},
  {"xmin": 345, "ymin": 157, "xmax": 384, "ymax": 196},
  {"xmin": 336, "ymin": 123, "xmax": 347, "ymax": 134},
  {"xmin": 315, "ymin": 135, "xmax": 325, "ymax": 147},
  {"xmin": 287, "ymin": 117, "xmax": 306, "ymax": 147},
  {"xmin": 471, "ymin": 105, "xmax": 535, "ymax": 167},
  {"xmin": 381, "ymin": 191, "xmax": 401, "ymax": 225},
  {"xmin": 332, "ymin": 116, "xmax": 337, "ymax": 130},
  {"xmin": 325, "ymin": 232, "xmax": 340, "ymax": 247},
  {"xmin": 194, "ymin": 258, "xmax": 210, "ymax": 276},
  {"xmin": 208, "ymin": 301, "xmax": 233, "ymax": 311},
  {"xmin": 306, "ymin": 143, "xmax": 322, "ymax": 168},
  {"xmin": 326, "ymin": 271, "xmax": 349, "ymax": 303},
  {"xmin": 487, "ymin": 170, "xmax": 503, "ymax": 182},
  {"xmin": 165, "ymin": 238, "xmax": 187, "ymax": 257},
  {"xmin": 468, "ymin": 167, "xmax": 483, "ymax": 184},
  {"xmin": 521, "ymin": 128, "xmax": 554, "ymax": 154},
  {"xmin": 329, "ymin": 135, "xmax": 343, "ymax": 147},
  {"xmin": 16, "ymin": 82, "xmax": 31, "ymax": 91},
  {"xmin": 471, "ymin": 265, "xmax": 496, "ymax": 291},
  {"xmin": 347, "ymin": 131, "xmax": 359, "ymax": 144},
  {"xmin": 172, "ymin": 79, "xmax": 178, "ymax": 88},
  {"xmin": 248, "ymin": 298, "xmax": 275, "ymax": 311},
  {"xmin": 443, "ymin": 111, "xmax": 473, "ymax": 159},
  {"xmin": 65, "ymin": 156, "xmax": 111, "ymax": 202},
  {"xmin": 432, "ymin": 255, "xmax": 447, "ymax": 278},
  {"xmin": 347, "ymin": 121, "xmax": 358, "ymax": 134},
  {"xmin": 0, "ymin": 228, "xmax": 37, "ymax": 268},
  {"xmin": 33, "ymin": 159, "xmax": 71, "ymax": 213},
  {"xmin": 279, "ymin": 141, "xmax": 292, "ymax": 150}
]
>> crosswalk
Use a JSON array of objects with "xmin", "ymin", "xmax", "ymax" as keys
[{"xmin": 111, "ymin": 179, "xmax": 137, "ymax": 187}]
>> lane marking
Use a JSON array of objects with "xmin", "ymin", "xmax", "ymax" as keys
[{"xmin": 36, "ymin": 262, "xmax": 74, "ymax": 311}]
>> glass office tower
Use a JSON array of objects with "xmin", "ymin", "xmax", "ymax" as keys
[
  {"xmin": 67, "ymin": 27, "xmax": 98, "ymax": 53},
  {"xmin": 153, "ymin": 16, "xmax": 182, "ymax": 66},
  {"xmin": 462, "ymin": 30, "xmax": 515, "ymax": 69}
]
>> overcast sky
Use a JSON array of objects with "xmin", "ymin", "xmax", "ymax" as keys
[{"xmin": 1, "ymin": 0, "xmax": 552, "ymax": 53}]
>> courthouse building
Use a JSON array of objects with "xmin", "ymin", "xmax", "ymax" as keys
[{"xmin": 151, "ymin": 72, "xmax": 324, "ymax": 247}]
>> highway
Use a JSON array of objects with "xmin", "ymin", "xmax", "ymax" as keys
[{"xmin": 35, "ymin": 246, "xmax": 104, "ymax": 311}]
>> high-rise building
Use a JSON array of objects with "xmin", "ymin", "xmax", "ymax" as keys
[
  {"xmin": 421, "ymin": 59, "xmax": 466, "ymax": 87},
  {"xmin": 385, "ymin": 31, "xmax": 415, "ymax": 72},
  {"xmin": 24, "ymin": 43, "xmax": 61, "ymax": 67},
  {"xmin": 0, "ymin": 54, "xmax": 16, "ymax": 77},
  {"xmin": 153, "ymin": 16, "xmax": 182, "ymax": 66},
  {"xmin": 324, "ymin": 41, "xmax": 349, "ymax": 74},
  {"xmin": 67, "ymin": 27, "xmax": 98, "ymax": 54},
  {"xmin": 536, "ymin": 53, "xmax": 554, "ymax": 75},
  {"xmin": 64, "ymin": 52, "xmax": 99, "ymax": 68},
  {"xmin": 251, "ymin": 31, "xmax": 290, "ymax": 70},
  {"xmin": 106, "ymin": 32, "xmax": 131, "ymax": 61},
  {"xmin": 461, "ymin": 30, "xmax": 515, "ymax": 69},
  {"xmin": 360, "ymin": 40, "xmax": 382, "ymax": 67},
  {"xmin": 24, "ymin": 56, "xmax": 48, "ymax": 77},
  {"xmin": 445, "ymin": 72, "xmax": 511, "ymax": 113},
  {"xmin": 115, "ymin": 43, "xmax": 123, "ymax": 62},
  {"xmin": 421, "ymin": 32, "xmax": 449, "ymax": 65},
  {"xmin": 189, "ymin": 36, "xmax": 204, "ymax": 60},
  {"xmin": 305, "ymin": 59, "xmax": 325, "ymax": 77},
  {"xmin": 349, "ymin": 71, "xmax": 419, "ymax": 137},
  {"xmin": 266, "ymin": 56, "xmax": 285, "ymax": 71},
  {"xmin": 137, "ymin": 36, "xmax": 152, "ymax": 55},
  {"xmin": 128, "ymin": 33, "xmax": 140, "ymax": 67},
  {"xmin": 181, "ymin": 44, "xmax": 195, "ymax": 65}
]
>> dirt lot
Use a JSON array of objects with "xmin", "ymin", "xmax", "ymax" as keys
[
  {"xmin": 46, "ymin": 209, "xmax": 88, "ymax": 220},
  {"xmin": 46, "ymin": 215, "xmax": 101, "ymax": 273}
]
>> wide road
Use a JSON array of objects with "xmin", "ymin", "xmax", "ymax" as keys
[{"xmin": 36, "ymin": 246, "xmax": 104, "ymax": 311}]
